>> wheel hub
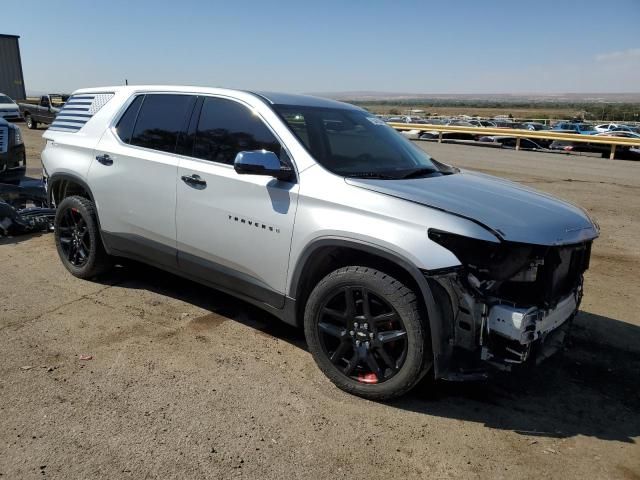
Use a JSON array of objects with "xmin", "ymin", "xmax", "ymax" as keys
[
  {"xmin": 317, "ymin": 285, "xmax": 409, "ymax": 384},
  {"xmin": 350, "ymin": 321, "xmax": 374, "ymax": 348}
]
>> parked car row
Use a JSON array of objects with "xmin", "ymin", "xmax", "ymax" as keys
[
  {"xmin": 19, "ymin": 94, "xmax": 70, "ymax": 129},
  {"xmin": 383, "ymin": 115, "xmax": 639, "ymax": 136},
  {"xmin": 0, "ymin": 93, "xmax": 71, "ymax": 128},
  {"xmin": 0, "ymin": 94, "xmax": 22, "ymax": 122}
]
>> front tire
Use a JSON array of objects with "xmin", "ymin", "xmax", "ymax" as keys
[
  {"xmin": 304, "ymin": 266, "xmax": 431, "ymax": 401},
  {"xmin": 54, "ymin": 196, "xmax": 112, "ymax": 278}
]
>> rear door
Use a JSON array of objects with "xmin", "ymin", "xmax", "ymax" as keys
[
  {"xmin": 89, "ymin": 93, "xmax": 196, "ymax": 268},
  {"xmin": 175, "ymin": 96, "xmax": 299, "ymax": 307}
]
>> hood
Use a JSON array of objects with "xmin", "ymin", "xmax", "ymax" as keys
[
  {"xmin": 346, "ymin": 170, "xmax": 599, "ymax": 246},
  {"xmin": 0, "ymin": 103, "xmax": 19, "ymax": 110}
]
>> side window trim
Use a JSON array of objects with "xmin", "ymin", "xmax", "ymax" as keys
[
  {"xmin": 129, "ymin": 95, "xmax": 145, "ymax": 143},
  {"xmin": 110, "ymin": 92, "xmax": 297, "ymax": 181},
  {"xmin": 189, "ymin": 94, "xmax": 295, "ymax": 174},
  {"xmin": 113, "ymin": 93, "xmax": 145, "ymax": 144},
  {"xmin": 111, "ymin": 92, "xmax": 197, "ymax": 155},
  {"xmin": 177, "ymin": 96, "xmax": 204, "ymax": 157},
  {"xmin": 173, "ymin": 95, "xmax": 198, "ymax": 155},
  {"xmin": 115, "ymin": 94, "xmax": 145, "ymax": 144}
]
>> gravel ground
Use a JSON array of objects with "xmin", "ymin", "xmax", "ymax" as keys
[{"xmin": 1, "ymin": 127, "xmax": 638, "ymax": 479}]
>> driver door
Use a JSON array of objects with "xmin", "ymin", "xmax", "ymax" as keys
[{"xmin": 176, "ymin": 96, "xmax": 299, "ymax": 308}]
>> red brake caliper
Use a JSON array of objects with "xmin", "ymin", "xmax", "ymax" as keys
[{"xmin": 357, "ymin": 373, "xmax": 378, "ymax": 384}]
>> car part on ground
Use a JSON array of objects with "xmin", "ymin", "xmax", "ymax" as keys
[{"xmin": 0, "ymin": 180, "xmax": 55, "ymax": 236}]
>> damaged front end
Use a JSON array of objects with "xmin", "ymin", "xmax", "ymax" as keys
[
  {"xmin": 0, "ymin": 181, "xmax": 56, "ymax": 237},
  {"xmin": 425, "ymin": 229, "xmax": 593, "ymax": 378}
]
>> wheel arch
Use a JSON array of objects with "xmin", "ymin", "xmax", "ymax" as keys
[
  {"xmin": 48, "ymin": 173, "xmax": 94, "ymax": 206},
  {"xmin": 48, "ymin": 173, "xmax": 112, "ymax": 255},
  {"xmin": 289, "ymin": 237, "xmax": 450, "ymax": 377}
]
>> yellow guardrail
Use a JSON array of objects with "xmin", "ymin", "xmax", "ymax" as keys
[{"xmin": 387, "ymin": 122, "xmax": 640, "ymax": 160}]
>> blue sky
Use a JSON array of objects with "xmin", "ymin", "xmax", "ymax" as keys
[{"xmin": 2, "ymin": 0, "xmax": 639, "ymax": 94}]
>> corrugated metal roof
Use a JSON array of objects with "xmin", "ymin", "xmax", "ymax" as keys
[{"xmin": 0, "ymin": 35, "xmax": 26, "ymax": 101}]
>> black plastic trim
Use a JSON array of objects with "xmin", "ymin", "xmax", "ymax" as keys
[
  {"xmin": 102, "ymin": 231, "xmax": 178, "ymax": 270},
  {"xmin": 100, "ymin": 231, "xmax": 295, "ymax": 325},
  {"xmin": 47, "ymin": 172, "xmax": 94, "ymax": 204}
]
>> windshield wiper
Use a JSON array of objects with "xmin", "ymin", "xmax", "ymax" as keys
[
  {"xmin": 398, "ymin": 168, "xmax": 439, "ymax": 179},
  {"xmin": 346, "ymin": 172, "xmax": 397, "ymax": 180}
]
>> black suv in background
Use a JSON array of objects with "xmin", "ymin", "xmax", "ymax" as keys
[{"xmin": 0, "ymin": 118, "xmax": 26, "ymax": 182}]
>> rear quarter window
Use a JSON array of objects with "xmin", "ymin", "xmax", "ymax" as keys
[{"xmin": 115, "ymin": 95, "xmax": 144, "ymax": 144}]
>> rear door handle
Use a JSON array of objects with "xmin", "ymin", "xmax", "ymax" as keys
[
  {"xmin": 181, "ymin": 174, "xmax": 207, "ymax": 187},
  {"xmin": 96, "ymin": 154, "xmax": 113, "ymax": 166}
]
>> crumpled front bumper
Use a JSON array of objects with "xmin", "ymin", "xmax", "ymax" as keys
[
  {"xmin": 480, "ymin": 291, "xmax": 579, "ymax": 369},
  {"xmin": 426, "ymin": 272, "xmax": 581, "ymax": 379}
]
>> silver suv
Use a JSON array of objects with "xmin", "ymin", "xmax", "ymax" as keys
[{"xmin": 42, "ymin": 86, "xmax": 599, "ymax": 400}]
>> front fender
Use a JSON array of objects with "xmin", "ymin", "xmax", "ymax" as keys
[{"xmin": 289, "ymin": 236, "xmax": 452, "ymax": 378}]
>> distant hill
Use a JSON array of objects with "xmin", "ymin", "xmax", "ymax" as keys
[{"xmin": 309, "ymin": 91, "xmax": 640, "ymax": 104}]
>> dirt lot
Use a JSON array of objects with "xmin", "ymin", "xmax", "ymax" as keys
[{"xmin": 1, "ymin": 127, "xmax": 639, "ymax": 479}]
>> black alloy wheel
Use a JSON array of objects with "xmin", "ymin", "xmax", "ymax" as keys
[
  {"xmin": 317, "ymin": 285, "xmax": 408, "ymax": 384},
  {"xmin": 54, "ymin": 195, "xmax": 112, "ymax": 278},
  {"xmin": 57, "ymin": 206, "xmax": 91, "ymax": 267},
  {"xmin": 304, "ymin": 266, "xmax": 431, "ymax": 401}
]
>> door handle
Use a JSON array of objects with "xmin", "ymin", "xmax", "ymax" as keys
[
  {"xmin": 96, "ymin": 154, "xmax": 113, "ymax": 166},
  {"xmin": 181, "ymin": 174, "xmax": 207, "ymax": 187}
]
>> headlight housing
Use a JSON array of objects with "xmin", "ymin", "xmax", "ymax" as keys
[{"xmin": 428, "ymin": 229, "xmax": 534, "ymax": 281}]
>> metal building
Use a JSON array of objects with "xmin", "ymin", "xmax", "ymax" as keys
[{"xmin": 0, "ymin": 34, "xmax": 26, "ymax": 101}]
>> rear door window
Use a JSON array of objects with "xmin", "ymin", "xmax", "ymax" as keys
[
  {"xmin": 130, "ymin": 94, "xmax": 196, "ymax": 153},
  {"xmin": 192, "ymin": 97, "xmax": 282, "ymax": 165}
]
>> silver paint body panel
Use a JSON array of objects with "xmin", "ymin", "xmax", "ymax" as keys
[{"xmin": 347, "ymin": 170, "xmax": 598, "ymax": 245}]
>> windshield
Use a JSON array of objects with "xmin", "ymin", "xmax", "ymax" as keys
[
  {"xmin": 0, "ymin": 95, "xmax": 15, "ymax": 104},
  {"xmin": 274, "ymin": 105, "xmax": 454, "ymax": 179}
]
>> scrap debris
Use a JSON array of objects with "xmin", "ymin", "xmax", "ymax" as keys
[{"xmin": 0, "ymin": 179, "xmax": 55, "ymax": 237}]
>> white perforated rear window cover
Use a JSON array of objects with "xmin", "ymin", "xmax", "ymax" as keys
[{"xmin": 49, "ymin": 93, "xmax": 114, "ymax": 132}]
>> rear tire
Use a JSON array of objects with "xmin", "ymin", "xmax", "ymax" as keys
[
  {"xmin": 54, "ymin": 196, "xmax": 112, "ymax": 279},
  {"xmin": 25, "ymin": 114, "xmax": 37, "ymax": 129},
  {"xmin": 304, "ymin": 266, "xmax": 431, "ymax": 401}
]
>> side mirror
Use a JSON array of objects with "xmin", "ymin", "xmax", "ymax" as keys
[{"xmin": 234, "ymin": 150, "xmax": 293, "ymax": 181}]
